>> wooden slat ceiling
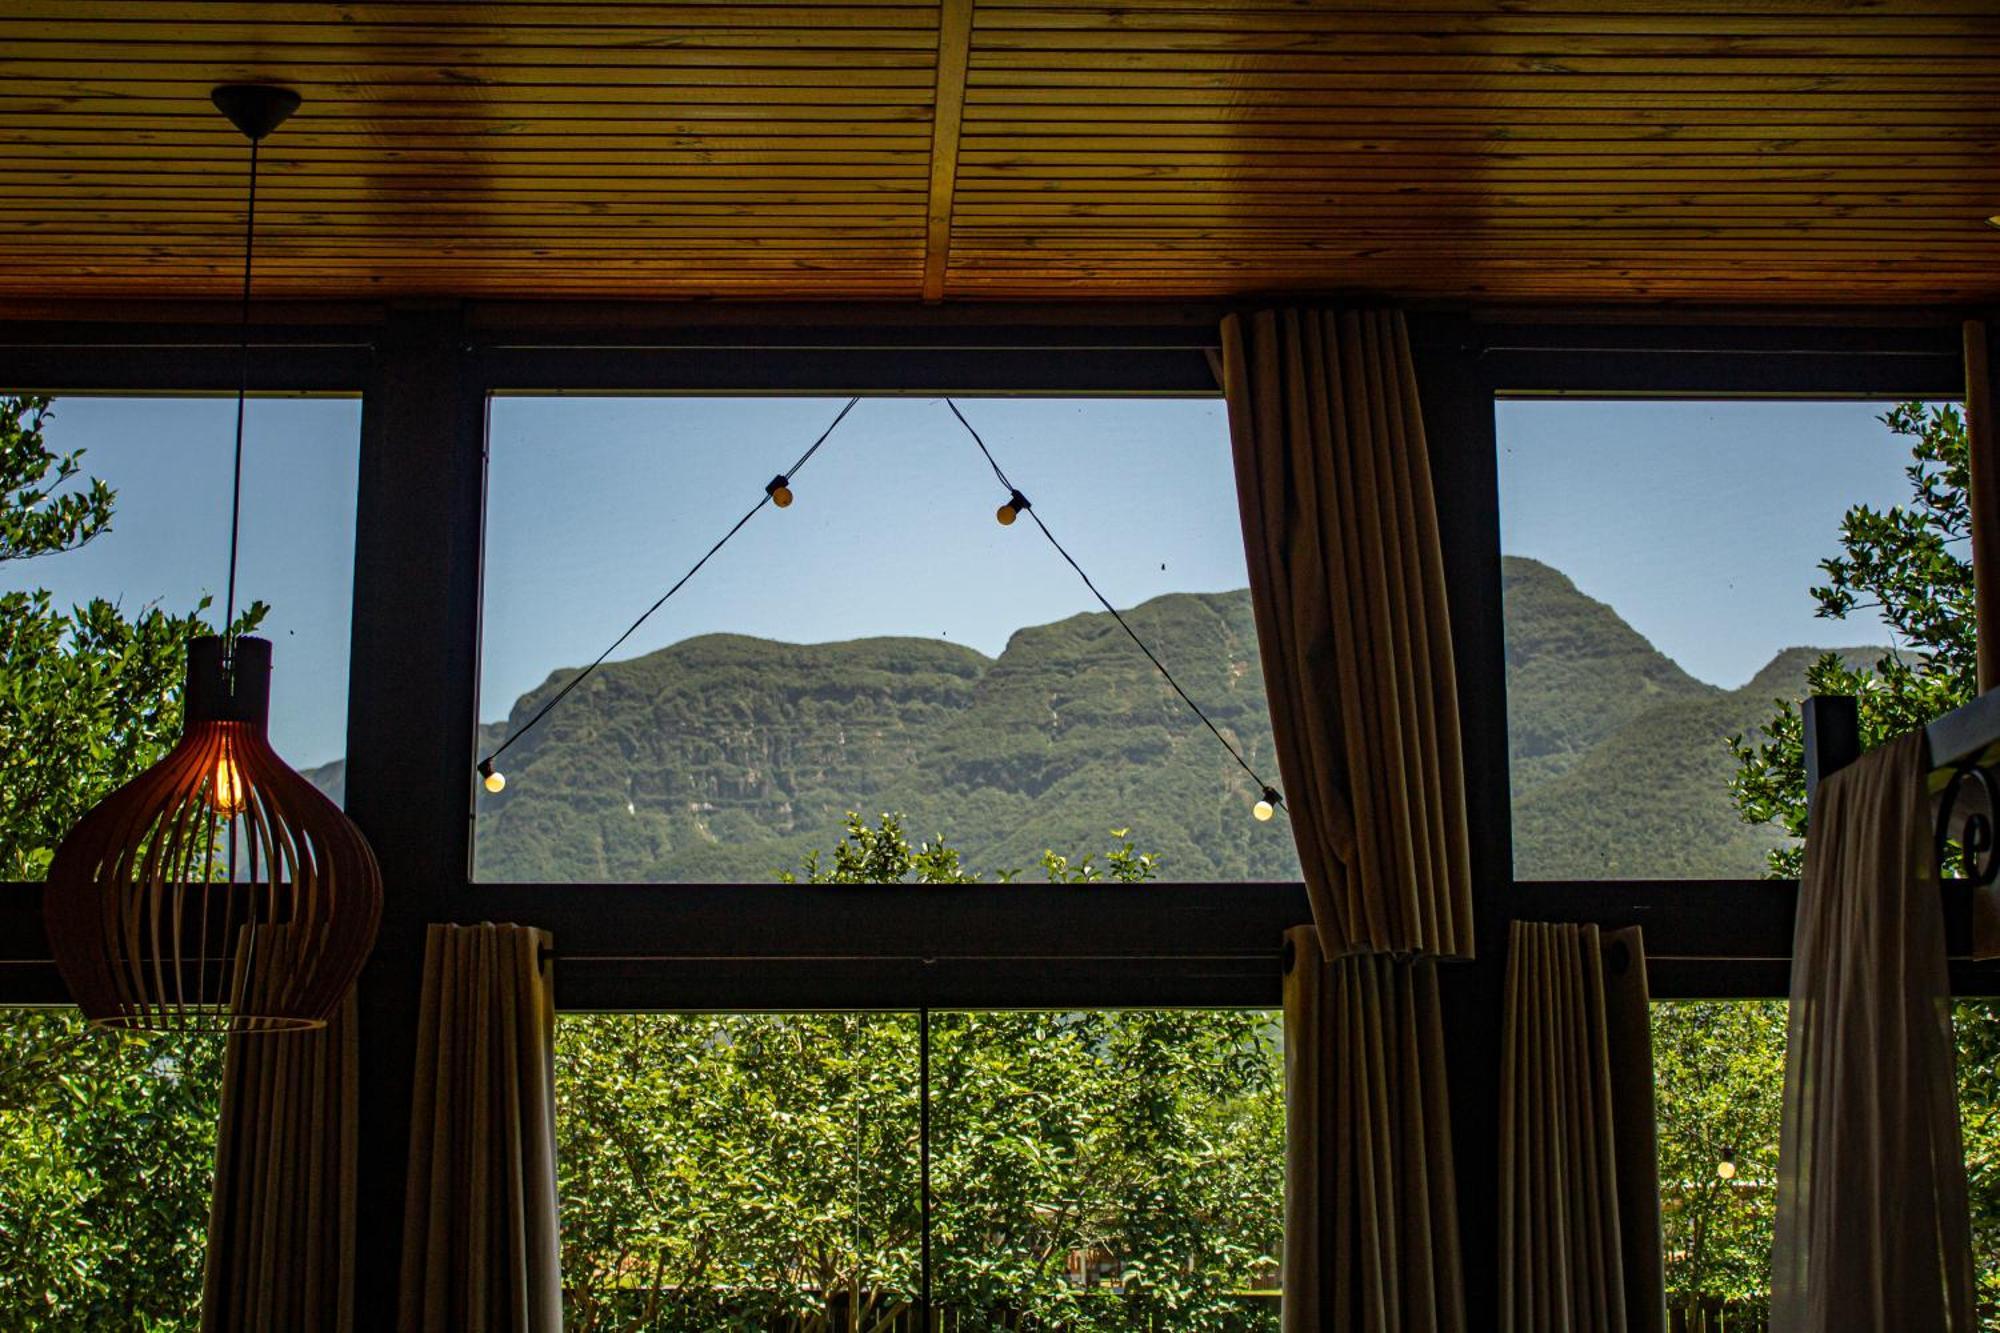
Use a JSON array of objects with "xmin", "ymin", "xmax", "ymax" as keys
[{"xmin": 2, "ymin": 0, "xmax": 1998, "ymax": 305}]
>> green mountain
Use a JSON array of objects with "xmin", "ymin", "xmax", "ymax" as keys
[
  {"xmin": 1504, "ymin": 557, "xmax": 1881, "ymax": 879},
  {"xmin": 308, "ymin": 560, "xmax": 1879, "ymax": 883},
  {"xmin": 466, "ymin": 590, "xmax": 1296, "ymax": 883}
]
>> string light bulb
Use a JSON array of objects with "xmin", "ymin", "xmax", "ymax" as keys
[
  {"xmin": 1254, "ymin": 786, "xmax": 1282, "ymax": 822},
  {"xmin": 766, "ymin": 475, "xmax": 793, "ymax": 508},
  {"xmin": 997, "ymin": 489, "xmax": 1031, "ymax": 526},
  {"xmin": 1717, "ymin": 1148, "xmax": 1737, "ymax": 1181},
  {"xmin": 479, "ymin": 758, "xmax": 506, "ymax": 794}
]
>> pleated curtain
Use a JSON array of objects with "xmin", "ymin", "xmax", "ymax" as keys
[
  {"xmin": 1227, "ymin": 307, "xmax": 1473, "ymax": 1331},
  {"xmin": 1770, "ymin": 730, "xmax": 1975, "ymax": 1331},
  {"xmin": 201, "ymin": 991, "xmax": 359, "ymax": 1333},
  {"xmin": 1222, "ymin": 306, "xmax": 1473, "ymax": 961},
  {"xmin": 398, "ymin": 923, "xmax": 562, "ymax": 1333},
  {"xmin": 1498, "ymin": 922, "xmax": 1664, "ymax": 1333},
  {"xmin": 1283, "ymin": 928, "xmax": 1465, "ymax": 1333}
]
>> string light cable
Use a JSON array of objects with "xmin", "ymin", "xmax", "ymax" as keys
[
  {"xmin": 476, "ymin": 395, "xmax": 861, "ymax": 792},
  {"xmin": 942, "ymin": 397, "xmax": 1285, "ymax": 822}
]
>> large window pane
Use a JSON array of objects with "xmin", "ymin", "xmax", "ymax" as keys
[
  {"xmin": 477, "ymin": 397, "xmax": 1297, "ymax": 884},
  {"xmin": 1497, "ymin": 399, "xmax": 1927, "ymax": 879},
  {"xmin": 1653, "ymin": 999, "xmax": 2000, "ymax": 1328},
  {"xmin": 554, "ymin": 1007, "xmax": 1283, "ymax": 1332},
  {"xmin": 932, "ymin": 1009, "xmax": 1283, "ymax": 1330},
  {"xmin": 557, "ymin": 1012, "xmax": 919, "ymax": 1329},
  {"xmin": 0, "ymin": 1008, "xmax": 223, "ymax": 1329},
  {"xmin": 0, "ymin": 394, "xmax": 362, "ymax": 779}
]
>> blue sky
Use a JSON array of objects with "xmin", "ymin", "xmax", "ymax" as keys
[
  {"xmin": 1, "ymin": 395, "xmax": 361, "ymax": 766},
  {"xmin": 480, "ymin": 396, "xmax": 1248, "ymax": 721},
  {"xmin": 1496, "ymin": 399, "xmax": 1910, "ymax": 688},
  {"xmin": 5, "ymin": 392, "xmax": 1921, "ymax": 770}
]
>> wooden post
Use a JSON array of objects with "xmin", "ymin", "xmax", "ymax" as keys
[{"xmin": 1965, "ymin": 319, "xmax": 1999, "ymax": 694}]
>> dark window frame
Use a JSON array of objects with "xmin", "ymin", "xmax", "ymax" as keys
[
  {"xmin": 1464, "ymin": 316, "xmax": 2000, "ymax": 998},
  {"xmin": 1, "ymin": 307, "xmax": 1996, "ymax": 1011}
]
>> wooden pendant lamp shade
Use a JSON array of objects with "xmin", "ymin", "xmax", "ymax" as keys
[
  {"xmin": 42, "ymin": 85, "xmax": 381, "ymax": 1033},
  {"xmin": 44, "ymin": 637, "xmax": 381, "ymax": 1032}
]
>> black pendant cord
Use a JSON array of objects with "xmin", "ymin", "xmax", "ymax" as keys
[
  {"xmin": 941, "ymin": 397, "xmax": 1284, "ymax": 811},
  {"xmin": 919, "ymin": 1002, "xmax": 932, "ymax": 1328},
  {"xmin": 479, "ymin": 396, "xmax": 861, "ymax": 774},
  {"xmin": 223, "ymin": 135, "xmax": 259, "ymax": 654}
]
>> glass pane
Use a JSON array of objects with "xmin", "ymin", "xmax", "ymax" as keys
[
  {"xmin": 1497, "ymin": 399, "xmax": 1934, "ymax": 879},
  {"xmin": 556, "ymin": 1012, "xmax": 920, "ymax": 1328},
  {"xmin": 477, "ymin": 397, "xmax": 1298, "ymax": 883},
  {"xmin": 1652, "ymin": 999, "xmax": 1785, "ymax": 1320},
  {"xmin": 0, "ymin": 394, "xmax": 361, "ymax": 882},
  {"xmin": 1653, "ymin": 999, "xmax": 2000, "ymax": 1325},
  {"xmin": 0, "ymin": 394, "xmax": 362, "ymax": 778},
  {"xmin": 0, "ymin": 1008, "xmax": 223, "ymax": 1328},
  {"xmin": 556, "ymin": 1008, "xmax": 1283, "ymax": 1332},
  {"xmin": 932, "ymin": 1009, "xmax": 1283, "ymax": 1330},
  {"xmin": 1959, "ymin": 999, "xmax": 2000, "ymax": 1324}
]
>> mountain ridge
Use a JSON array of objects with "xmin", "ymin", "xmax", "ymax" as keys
[{"xmin": 306, "ymin": 558, "xmax": 1868, "ymax": 882}]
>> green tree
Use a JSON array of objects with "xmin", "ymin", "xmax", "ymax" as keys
[
  {"xmin": 1723, "ymin": 400, "xmax": 2000, "ymax": 1324},
  {"xmin": 0, "ymin": 393, "xmax": 253, "ymax": 1329},
  {"xmin": 1651, "ymin": 999, "xmax": 1786, "ymax": 1308},
  {"xmin": 556, "ymin": 813, "xmax": 1283, "ymax": 1332}
]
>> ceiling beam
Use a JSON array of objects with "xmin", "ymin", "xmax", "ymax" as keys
[{"xmin": 923, "ymin": 0, "xmax": 974, "ymax": 303}]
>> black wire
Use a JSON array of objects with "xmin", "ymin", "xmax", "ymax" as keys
[
  {"xmin": 224, "ymin": 135, "xmax": 260, "ymax": 644},
  {"xmin": 943, "ymin": 397, "xmax": 1282, "ymax": 805},
  {"xmin": 480, "ymin": 396, "xmax": 861, "ymax": 771}
]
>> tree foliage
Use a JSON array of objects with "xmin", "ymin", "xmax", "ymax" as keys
[
  {"xmin": 558, "ymin": 813, "xmax": 1283, "ymax": 1332},
  {"xmin": 0, "ymin": 393, "xmax": 244, "ymax": 1329},
  {"xmin": 0, "ymin": 396, "xmax": 264, "ymax": 882},
  {"xmin": 1722, "ymin": 400, "xmax": 1999, "ymax": 1324}
]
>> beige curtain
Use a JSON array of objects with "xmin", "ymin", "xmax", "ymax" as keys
[
  {"xmin": 1771, "ymin": 730, "xmax": 1974, "ymax": 1330},
  {"xmin": 1499, "ymin": 922, "xmax": 1664, "ymax": 1333},
  {"xmin": 1222, "ymin": 307, "xmax": 1472, "ymax": 959},
  {"xmin": 201, "ymin": 992, "xmax": 359, "ymax": 1333},
  {"xmin": 398, "ymin": 923, "xmax": 561, "ymax": 1333},
  {"xmin": 1283, "ymin": 926, "xmax": 1464, "ymax": 1333}
]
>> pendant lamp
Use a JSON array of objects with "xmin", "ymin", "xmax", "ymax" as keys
[{"xmin": 41, "ymin": 86, "xmax": 381, "ymax": 1033}]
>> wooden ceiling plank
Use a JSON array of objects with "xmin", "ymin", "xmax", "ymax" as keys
[
  {"xmin": 976, "ymin": 0, "xmax": 2000, "ymax": 14},
  {"xmin": 0, "ymin": 0, "xmax": 1994, "ymax": 304},
  {"xmin": 922, "ymin": 0, "xmax": 974, "ymax": 301}
]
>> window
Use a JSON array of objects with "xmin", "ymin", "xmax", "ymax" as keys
[
  {"xmin": 0, "ymin": 1008, "xmax": 222, "ymax": 1328},
  {"xmin": 932, "ymin": 1009, "xmax": 1283, "ymax": 1327},
  {"xmin": 1496, "ymin": 399, "xmax": 1935, "ymax": 880},
  {"xmin": 554, "ymin": 1007, "xmax": 1283, "ymax": 1331},
  {"xmin": 0, "ymin": 394, "xmax": 363, "ymax": 779},
  {"xmin": 476, "ymin": 396, "xmax": 1297, "ymax": 885},
  {"xmin": 1653, "ymin": 998, "xmax": 2000, "ymax": 1323}
]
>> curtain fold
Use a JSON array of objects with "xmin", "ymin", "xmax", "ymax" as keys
[
  {"xmin": 1222, "ymin": 307, "xmax": 1472, "ymax": 959},
  {"xmin": 1771, "ymin": 730, "xmax": 1974, "ymax": 1331},
  {"xmin": 201, "ymin": 991, "xmax": 359, "ymax": 1333},
  {"xmin": 1283, "ymin": 925, "xmax": 1464, "ymax": 1333},
  {"xmin": 1498, "ymin": 922, "xmax": 1664, "ymax": 1333},
  {"xmin": 398, "ymin": 922, "xmax": 561, "ymax": 1333}
]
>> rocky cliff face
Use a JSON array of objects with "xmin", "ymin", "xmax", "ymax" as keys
[{"xmin": 307, "ymin": 564, "xmax": 1873, "ymax": 884}]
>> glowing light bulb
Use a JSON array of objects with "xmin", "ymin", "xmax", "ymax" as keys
[
  {"xmin": 1717, "ymin": 1149, "xmax": 1737, "ymax": 1181},
  {"xmin": 997, "ymin": 489, "xmax": 1030, "ymax": 527},
  {"xmin": 1253, "ymin": 786, "xmax": 1281, "ymax": 822},
  {"xmin": 212, "ymin": 756, "xmax": 247, "ymax": 816},
  {"xmin": 766, "ymin": 475, "xmax": 793, "ymax": 508},
  {"xmin": 479, "ymin": 759, "xmax": 506, "ymax": 794}
]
